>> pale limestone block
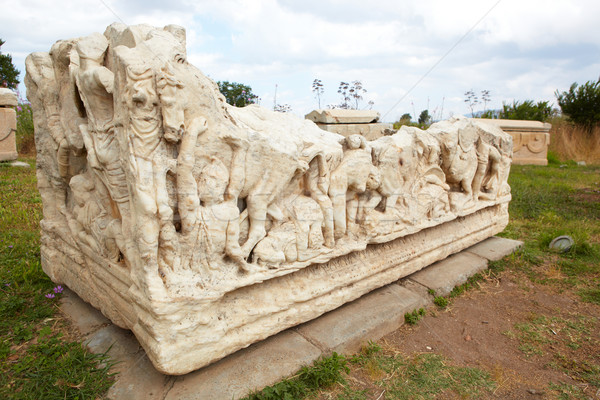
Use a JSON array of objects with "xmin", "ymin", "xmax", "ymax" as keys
[
  {"xmin": 26, "ymin": 23, "xmax": 514, "ymax": 375},
  {"xmin": 472, "ymin": 118, "xmax": 551, "ymax": 166},
  {"xmin": 305, "ymin": 108, "xmax": 380, "ymax": 123},
  {"xmin": 0, "ymin": 107, "xmax": 18, "ymax": 161},
  {"xmin": 315, "ymin": 122, "xmax": 392, "ymax": 140},
  {"xmin": 0, "ymin": 88, "xmax": 18, "ymax": 107}
]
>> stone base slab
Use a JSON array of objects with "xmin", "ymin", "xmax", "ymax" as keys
[{"xmin": 60, "ymin": 235, "xmax": 522, "ymax": 400}]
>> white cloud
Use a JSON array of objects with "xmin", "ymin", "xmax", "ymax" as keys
[{"xmin": 2, "ymin": 0, "xmax": 599, "ymax": 120}]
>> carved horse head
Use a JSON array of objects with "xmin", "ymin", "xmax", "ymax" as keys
[{"xmin": 156, "ymin": 63, "xmax": 185, "ymax": 143}]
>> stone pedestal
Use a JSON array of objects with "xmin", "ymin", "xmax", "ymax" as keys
[
  {"xmin": 0, "ymin": 88, "xmax": 18, "ymax": 162},
  {"xmin": 472, "ymin": 118, "xmax": 551, "ymax": 165},
  {"xmin": 306, "ymin": 109, "xmax": 392, "ymax": 141},
  {"xmin": 27, "ymin": 23, "xmax": 514, "ymax": 375}
]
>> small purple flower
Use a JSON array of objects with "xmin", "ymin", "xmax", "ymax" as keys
[
  {"xmin": 45, "ymin": 293, "xmax": 55, "ymax": 299},
  {"xmin": 8, "ymin": 245, "xmax": 13, "ymax": 249},
  {"xmin": 4, "ymin": 283, "xmax": 9, "ymax": 287},
  {"xmin": 17, "ymin": 105, "xmax": 22, "ymax": 112},
  {"xmin": 53, "ymin": 285, "xmax": 64, "ymax": 294}
]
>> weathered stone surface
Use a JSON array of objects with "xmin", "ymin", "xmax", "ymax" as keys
[
  {"xmin": 465, "ymin": 236, "xmax": 523, "ymax": 261},
  {"xmin": 316, "ymin": 121, "xmax": 392, "ymax": 141},
  {"xmin": 296, "ymin": 284, "xmax": 427, "ymax": 354},
  {"xmin": 63, "ymin": 237, "xmax": 521, "ymax": 399},
  {"xmin": 473, "ymin": 118, "xmax": 550, "ymax": 166},
  {"xmin": 305, "ymin": 109, "xmax": 380, "ymax": 124},
  {"xmin": 0, "ymin": 88, "xmax": 18, "ymax": 107},
  {"xmin": 26, "ymin": 23, "xmax": 513, "ymax": 375},
  {"xmin": 409, "ymin": 252, "xmax": 488, "ymax": 296},
  {"xmin": 107, "ymin": 353, "xmax": 174, "ymax": 400},
  {"xmin": 0, "ymin": 107, "xmax": 18, "ymax": 161},
  {"xmin": 164, "ymin": 331, "xmax": 321, "ymax": 400},
  {"xmin": 60, "ymin": 288, "xmax": 110, "ymax": 335}
]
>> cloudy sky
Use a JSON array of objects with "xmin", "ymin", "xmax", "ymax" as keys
[{"xmin": 2, "ymin": 0, "xmax": 599, "ymax": 122}]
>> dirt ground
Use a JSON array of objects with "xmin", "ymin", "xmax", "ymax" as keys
[{"xmin": 379, "ymin": 269, "xmax": 600, "ymax": 399}]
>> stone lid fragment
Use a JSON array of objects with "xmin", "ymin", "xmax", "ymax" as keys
[
  {"xmin": 471, "ymin": 118, "xmax": 551, "ymax": 132},
  {"xmin": 0, "ymin": 88, "xmax": 18, "ymax": 107},
  {"xmin": 305, "ymin": 109, "xmax": 380, "ymax": 124}
]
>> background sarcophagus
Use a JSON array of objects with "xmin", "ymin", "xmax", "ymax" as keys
[{"xmin": 26, "ymin": 23, "xmax": 513, "ymax": 375}]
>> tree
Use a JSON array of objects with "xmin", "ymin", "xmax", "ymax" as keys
[
  {"xmin": 217, "ymin": 81, "xmax": 258, "ymax": 107},
  {"xmin": 499, "ymin": 100, "xmax": 554, "ymax": 122},
  {"xmin": 555, "ymin": 79, "xmax": 600, "ymax": 130},
  {"xmin": 400, "ymin": 113, "xmax": 411, "ymax": 122},
  {"xmin": 418, "ymin": 109, "xmax": 431, "ymax": 126},
  {"xmin": 464, "ymin": 90, "xmax": 479, "ymax": 117},
  {"xmin": 0, "ymin": 38, "xmax": 20, "ymax": 89},
  {"xmin": 312, "ymin": 79, "xmax": 324, "ymax": 109}
]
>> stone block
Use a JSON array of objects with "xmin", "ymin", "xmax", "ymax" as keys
[
  {"xmin": 164, "ymin": 331, "xmax": 321, "ymax": 400},
  {"xmin": 60, "ymin": 288, "xmax": 110, "ymax": 335},
  {"xmin": 305, "ymin": 109, "xmax": 380, "ymax": 124},
  {"xmin": 0, "ymin": 88, "xmax": 18, "ymax": 107},
  {"xmin": 465, "ymin": 236, "xmax": 523, "ymax": 261},
  {"xmin": 296, "ymin": 284, "xmax": 427, "ymax": 354},
  {"xmin": 409, "ymin": 252, "xmax": 488, "ymax": 296},
  {"xmin": 107, "ymin": 353, "xmax": 174, "ymax": 400},
  {"xmin": 27, "ymin": 23, "xmax": 514, "ymax": 375},
  {"xmin": 0, "ymin": 107, "xmax": 17, "ymax": 161},
  {"xmin": 316, "ymin": 121, "xmax": 392, "ymax": 140},
  {"xmin": 473, "ymin": 118, "xmax": 551, "ymax": 166}
]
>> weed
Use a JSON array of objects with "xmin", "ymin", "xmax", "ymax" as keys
[
  {"xmin": 244, "ymin": 353, "xmax": 349, "ymax": 399},
  {"xmin": 578, "ymin": 286, "xmax": 600, "ymax": 305},
  {"xmin": 433, "ymin": 296, "xmax": 448, "ymax": 308},
  {"xmin": 404, "ymin": 308, "xmax": 426, "ymax": 325},
  {"xmin": 548, "ymin": 382, "xmax": 588, "ymax": 400},
  {"xmin": 450, "ymin": 273, "xmax": 484, "ymax": 298}
]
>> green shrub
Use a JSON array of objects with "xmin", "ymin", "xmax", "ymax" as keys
[
  {"xmin": 556, "ymin": 79, "xmax": 600, "ymax": 131},
  {"xmin": 16, "ymin": 103, "xmax": 35, "ymax": 154},
  {"xmin": 499, "ymin": 100, "xmax": 555, "ymax": 122}
]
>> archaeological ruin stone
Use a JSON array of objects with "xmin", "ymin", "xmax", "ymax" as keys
[
  {"xmin": 305, "ymin": 109, "xmax": 392, "ymax": 141},
  {"xmin": 26, "ymin": 23, "xmax": 513, "ymax": 375},
  {"xmin": 0, "ymin": 88, "xmax": 18, "ymax": 162},
  {"xmin": 472, "ymin": 118, "xmax": 551, "ymax": 165}
]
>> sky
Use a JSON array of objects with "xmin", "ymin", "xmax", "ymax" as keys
[{"xmin": 1, "ymin": 0, "xmax": 599, "ymax": 122}]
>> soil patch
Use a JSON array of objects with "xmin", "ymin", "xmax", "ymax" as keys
[{"xmin": 382, "ymin": 270, "xmax": 600, "ymax": 399}]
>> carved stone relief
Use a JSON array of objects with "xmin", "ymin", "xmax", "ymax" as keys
[{"xmin": 26, "ymin": 23, "xmax": 513, "ymax": 374}]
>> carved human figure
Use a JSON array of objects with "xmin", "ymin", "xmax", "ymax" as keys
[
  {"xmin": 329, "ymin": 135, "xmax": 381, "ymax": 239},
  {"xmin": 439, "ymin": 127, "xmax": 478, "ymax": 211},
  {"xmin": 253, "ymin": 195, "xmax": 325, "ymax": 266},
  {"xmin": 68, "ymin": 174, "xmax": 124, "ymax": 261},
  {"xmin": 472, "ymin": 137, "xmax": 502, "ymax": 201},
  {"xmin": 177, "ymin": 117, "xmax": 249, "ymax": 272},
  {"xmin": 75, "ymin": 33, "xmax": 130, "ymax": 222}
]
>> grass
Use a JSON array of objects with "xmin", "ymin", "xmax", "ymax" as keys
[
  {"xmin": 0, "ymin": 160, "xmax": 115, "ymax": 399},
  {"xmin": 242, "ymin": 353, "xmax": 349, "ymax": 400}
]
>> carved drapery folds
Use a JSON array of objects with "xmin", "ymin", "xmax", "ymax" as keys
[{"xmin": 26, "ymin": 23, "xmax": 513, "ymax": 374}]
